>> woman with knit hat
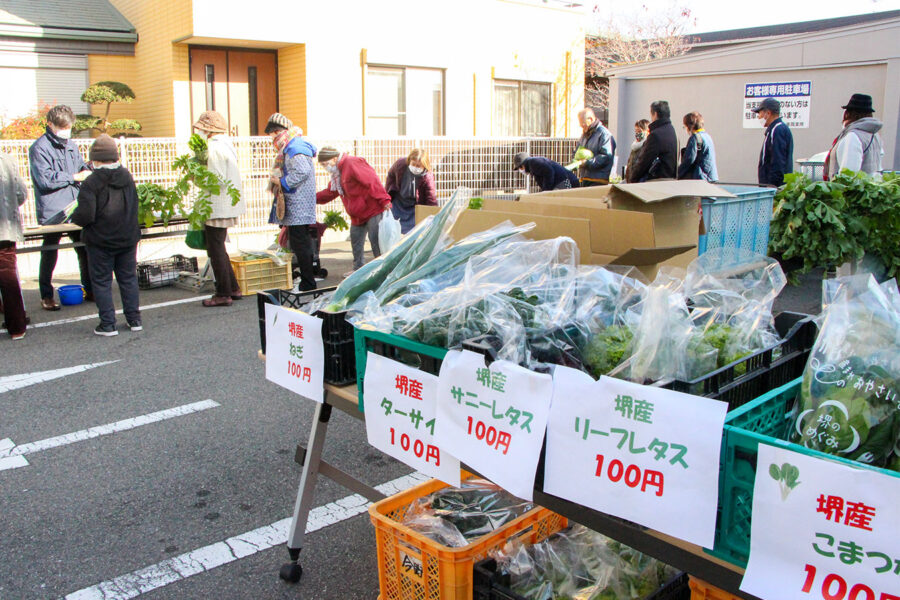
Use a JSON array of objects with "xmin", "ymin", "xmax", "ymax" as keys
[{"xmin": 193, "ymin": 110, "xmax": 246, "ymax": 307}]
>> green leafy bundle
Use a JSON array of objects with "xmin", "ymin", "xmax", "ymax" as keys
[
  {"xmin": 583, "ymin": 325, "xmax": 633, "ymax": 378},
  {"xmin": 323, "ymin": 209, "xmax": 349, "ymax": 231}
]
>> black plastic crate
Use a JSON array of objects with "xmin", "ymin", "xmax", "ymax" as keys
[
  {"xmin": 323, "ymin": 339, "xmax": 356, "ymax": 386},
  {"xmin": 256, "ymin": 286, "xmax": 336, "ymax": 355},
  {"xmin": 136, "ymin": 255, "xmax": 198, "ymax": 289},
  {"xmin": 662, "ymin": 311, "xmax": 817, "ymax": 410},
  {"xmin": 473, "ymin": 558, "xmax": 690, "ymax": 600}
]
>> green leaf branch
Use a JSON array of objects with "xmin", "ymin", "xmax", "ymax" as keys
[{"xmin": 769, "ymin": 462, "xmax": 801, "ymax": 501}]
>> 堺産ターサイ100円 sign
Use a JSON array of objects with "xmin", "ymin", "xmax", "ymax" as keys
[
  {"xmin": 544, "ymin": 367, "xmax": 728, "ymax": 548},
  {"xmin": 264, "ymin": 304, "xmax": 324, "ymax": 403},
  {"xmin": 743, "ymin": 81, "xmax": 811, "ymax": 129}
]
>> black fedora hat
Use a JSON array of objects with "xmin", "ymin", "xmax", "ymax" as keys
[{"xmin": 842, "ymin": 93, "xmax": 874, "ymax": 113}]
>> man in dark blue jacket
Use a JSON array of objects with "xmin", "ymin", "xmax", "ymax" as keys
[
  {"xmin": 513, "ymin": 152, "xmax": 578, "ymax": 191},
  {"xmin": 752, "ymin": 97, "xmax": 794, "ymax": 186},
  {"xmin": 29, "ymin": 105, "xmax": 93, "ymax": 311},
  {"xmin": 574, "ymin": 108, "xmax": 615, "ymax": 186}
]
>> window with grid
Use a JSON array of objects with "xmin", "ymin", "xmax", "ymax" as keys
[
  {"xmin": 366, "ymin": 65, "xmax": 444, "ymax": 136},
  {"xmin": 493, "ymin": 80, "xmax": 551, "ymax": 137}
]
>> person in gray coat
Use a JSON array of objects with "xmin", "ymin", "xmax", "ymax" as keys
[
  {"xmin": 0, "ymin": 152, "xmax": 28, "ymax": 339},
  {"xmin": 824, "ymin": 93, "xmax": 884, "ymax": 179},
  {"xmin": 28, "ymin": 105, "xmax": 93, "ymax": 311}
]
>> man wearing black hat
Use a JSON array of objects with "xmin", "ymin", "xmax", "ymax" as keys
[
  {"xmin": 752, "ymin": 97, "xmax": 794, "ymax": 187},
  {"xmin": 824, "ymin": 93, "xmax": 883, "ymax": 179},
  {"xmin": 513, "ymin": 152, "xmax": 578, "ymax": 192}
]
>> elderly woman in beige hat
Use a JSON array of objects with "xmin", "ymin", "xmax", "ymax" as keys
[{"xmin": 192, "ymin": 110, "xmax": 246, "ymax": 307}]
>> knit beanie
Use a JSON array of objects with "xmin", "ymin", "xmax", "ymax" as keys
[
  {"xmin": 318, "ymin": 146, "xmax": 341, "ymax": 163},
  {"xmin": 193, "ymin": 110, "xmax": 228, "ymax": 133},
  {"xmin": 512, "ymin": 152, "xmax": 529, "ymax": 170},
  {"xmin": 265, "ymin": 112, "xmax": 293, "ymax": 133},
  {"xmin": 90, "ymin": 134, "xmax": 119, "ymax": 162}
]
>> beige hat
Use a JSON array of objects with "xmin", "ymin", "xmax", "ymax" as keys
[{"xmin": 193, "ymin": 110, "xmax": 228, "ymax": 133}]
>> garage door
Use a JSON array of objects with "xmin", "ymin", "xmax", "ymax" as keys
[{"xmin": 0, "ymin": 50, "xmax": 88, "ymax": 123}]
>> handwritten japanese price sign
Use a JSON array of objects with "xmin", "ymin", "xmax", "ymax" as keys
[
  {"xmin": 741, "ymin": 444, "xmax": 900, "ymax": 600},
  {"xmin": 544, "ymin": 367, "xmax": 727, "ymax": 547},
  {"xmin": 363, "ymin": 353, "xmax": 461, "ymax": 486},
  {"xmin": 264, "ymin": 304, "xmax": 324, "ymax": 403},
  {"xmin": 435, "ymin": 350, "xmax": 552, "ymax": 500}
]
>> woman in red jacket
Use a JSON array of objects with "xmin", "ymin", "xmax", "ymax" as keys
[
  {"xmin": 384, "ymin": 148, "xmax": 437, "ymax": 234},
  {"xmin": 316, "ymin": 147, "xmax": 391, "ymax": 274}
]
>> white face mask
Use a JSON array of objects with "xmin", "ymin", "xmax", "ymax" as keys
[
  {"xmin": 409, "ymin": 165, "xmax": 424, "ymax": 176},
  {"xmin": 518, "ymin": 168, "xmax": 526, "ymax": 175},
  {"xmin": 325, "ymin": 164, "xmax": 338, "ymax": 174},
  {"xmin": 55, "ymin": 127, "xmax": 72, "ymax": 139},
  {"xmin": 757, "ymin": 114, "xmax": 767, "ymax": 127}
]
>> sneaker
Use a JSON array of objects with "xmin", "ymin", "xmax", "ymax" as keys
[
  {"xmin": 94, "ymin": 323, "xmax": 118, "ymax": 337},
  {"xmin": 127, "ymin": 320, "xmax": 143, "ymax": 332},
  {"xmin": 11, "ymin": 332, "xmax": 25, "ymax": 341}
]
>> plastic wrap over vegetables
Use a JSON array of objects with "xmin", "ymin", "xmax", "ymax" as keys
[
  {"xmin": 792, "ymin": 275, "xmax": 900, "ymax": 467},
  {"xmin": 401, "ymin": 478, "xmax": 533, "ymax": 547},
  {"xmin": 492, "ymin": 524, "xmax": 677, "ymax": 600}
]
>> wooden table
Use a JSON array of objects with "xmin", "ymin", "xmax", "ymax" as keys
[{"xmin": 18, "ymin": 220, "xmax": 190, "ymax": 254}]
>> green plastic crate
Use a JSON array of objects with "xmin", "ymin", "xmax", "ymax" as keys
[{"xmin": 711, "ymin": 377, "xmax": 900, "ymax": 566}]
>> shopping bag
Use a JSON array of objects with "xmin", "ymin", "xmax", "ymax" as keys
[
  {"xmin": 185, "ymin": 228, "xmax": 207, "ymax": 250},
  {"xmin": 378, "ymin": 209, "xmax": 401, "ymax": 253}
]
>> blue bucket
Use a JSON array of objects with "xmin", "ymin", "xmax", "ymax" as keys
[{"xmin": 58, "ymin": 284, "xmax": 85, "ymax": 306}]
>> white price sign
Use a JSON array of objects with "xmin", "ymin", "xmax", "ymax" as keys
[
  {"xmin": 741, "ymin": 444, "xmax": 900, "ymax": 600},
  {"xmin": 363, "ymin": 353, "xmax": 460, "ymax": 486},
  {"xmin": 544, "ymin": 367, "xmax": 727, "ymax": 547},
  {"xmin": 264, "ymin": 304, "xmax": 324, "ymax": 403},
  {"xmin": 435, "ymin": 350, "xmax": 552, "ymax": 500}
]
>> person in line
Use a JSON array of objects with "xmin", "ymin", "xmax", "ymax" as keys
[
  {"xmin": 625, "ymin": 119, "xmax": 650, "ymax": 181},
  {"xmin": 0, "ymin": 151, "xmax": 28, "ymax": 340},
  {"xmin": 385, "ymin": 148, "xmax": 437, "ymax": 234},
  {"xmin": 824, "ymin": 93, "xmax": 883, "ymax": 179},
  {"xmin": 265, "ymin": 112, "xmax": 318, "ymax": 292},
  {"xmin": 677, "ymin": 112, "xmax": 719, "ymax": 182},
  {"xmin": 29, "ymin": 104, "xmax": 93, "ymax": 311},
  {"xmin": 316, "ymin": 147, "xmax": 391, "ymax": 275},
  {"xmin": 513, "ymin": 152, "xmax": 578, "ymax": 192},
  {"xmin": 70, "ymin": 135, "xmax": 141, "ymax": 337},
  {"xmin": 574, "ymin": 108, "xmax": 615, "ymax": 186},
  {"xmin": 627, "ymin": 100, "xmax": 678, "ymax": 182},
  {"xmin": 752, "ymin": 97, "xmax": 794, "ymax": 187},
  {"xmin": 193, "ymin": 111, "xmax": 246, "ymax": 307}
]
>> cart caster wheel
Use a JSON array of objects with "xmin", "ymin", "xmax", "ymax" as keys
[
  {"xmin": 279, "ymin": 562, "xmax": 303, "ymax": 583},
  {"xmin": 317, "ymin": 268, "xmax": 328, "ymax": 278}
]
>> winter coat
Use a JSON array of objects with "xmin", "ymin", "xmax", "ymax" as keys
[
  {"xmin": 29, "ymin": 127, "xmax": 89, "ymax": 224},
  {"xmin": 576, "ymin": 122, "xmax": 615, "ymax": 182},
  {"xmin": 316, "ymin": 155, "xmax": 391, "ymax": 226},
  {"xmin": 522, "ymin": 157, "xmax": 578, "ymax": 191},
  {"xmin": 385, "ymin": 158, "xmax": 437, "ymax": 208},
  {"xmin": 825, "ymin": 117, "xmax": 884, "ymax": 178},
  {"xmin": 205, "ymin": 135, "xmax": 245, "ymax": 221},
  {"xmin": 677, "ymin": 130, "xmax": 718, "ymax": 182},
  {"xmin": 627, "ymin": 118, "xmax": 678, "ymax": 182},
  {"xmin": 71, "ymin": 166, "xmax": 141, "ymax": 249},
  {"xmin": 0, "ymin": 153, "xmax": 27, "ymax": 243},
  {"xmin": 757, "ymin": 117, "xmax": 793, "ymax": 186},
  {"xmin": 625, "ymin": 140, "xmax": 645, "ymax": 181}
]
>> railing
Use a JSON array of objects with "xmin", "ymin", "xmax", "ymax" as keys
[{"xmin": 0, "ymin": 136, "xmax": 578, "ymax": 236}]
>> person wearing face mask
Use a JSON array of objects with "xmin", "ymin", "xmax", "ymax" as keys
[
  {"xmin": 384, "ymin": 148, "xmax": 437, "ymax": 234},
  {"xmin": 264, "ymin": 112, "xmax": 318, "ymax": 292},
  {"xmin": 677, "ymin": 112, "xmax": 718, "ymax": 182},
  {"xmin": 191, "ymin": 111, "xmax": 246, "ymax": 307},
  {"xmin": 28, "ymin": 104, "xmax": 93, "ymax": 311},
  {"xmin": 574, "ymin": 108, "xmax": 615, "ymax": 186},
  {"xmin": 627, "ymin": 100, "xmax": 678, "ymax": 183},
  {"xmin": 824, "ymin": 94, "xmax": 884, "ymax": 180},
  {"xmin": 751, "ymin": 97, "xmax": 794, "ymax": 187},
  {"xmin": 625, "ymin": 119, "xmax": 650, "ymax": 181},
  {"xmin": 316, "ymin": 146, "xmax": 391, "ymax": 275},
  {"xmin": 512, "ymin": 152, "xmax": 577, "ymax": 192}
]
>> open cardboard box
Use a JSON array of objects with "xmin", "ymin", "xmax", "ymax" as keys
[{"xmin": 417, "ymin": 180, "xmax": 734, "ymax": 279}]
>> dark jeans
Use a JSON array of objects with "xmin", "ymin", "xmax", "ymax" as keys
[
  {"xmin": 0, "ymin": 241, "xmax": 27, "ymax": 335},
  {"xmin": 288, "ymin": 224, "xmax": 316, "ymax": 291},
  {"xmin": 86, "ymin": 244, "xmax": 140, "ymax": 327},
  {"xmin": 204, "ymin": 225, "xmax": 239, "ymax": 297},
  {"xmin": 39, "ymin": 230, "xmax": 91, "ymax": 299}
]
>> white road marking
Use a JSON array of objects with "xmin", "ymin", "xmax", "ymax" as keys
[
  {"xmin": 0, "ymin": 361, "xmax": 119, "ymax": 394},
  {"xmin": 0, "ymin": 295, "xmax": 213, "ymax": 334},
  {"xmin": 62, "ymin": 472, "xmax": 428, "ymax": 600},
  {"xmin": 0, "ymin": 400, "xmax": 220, "ymax": 471}
]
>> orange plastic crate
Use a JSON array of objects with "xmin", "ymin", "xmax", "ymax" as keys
[
  {"xmin": 689, "ymin": 576, "xmax": 742, "ymax": 600},
  {"xmin": 368, "ymin": 474, "xmax": 567, "ymax": 600},
  {"xmin": 230, "ymin": 254, "xmax": 292, "ymax": 295}
]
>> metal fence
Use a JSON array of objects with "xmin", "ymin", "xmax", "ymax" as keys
[{"xmin": 0, "ymin": 136, "xmax": 578, "ymax": 236}]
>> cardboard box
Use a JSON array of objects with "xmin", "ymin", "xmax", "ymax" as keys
[{"xmin": 416, "ymin": 181, "xmax": 733, "ymax": 279}]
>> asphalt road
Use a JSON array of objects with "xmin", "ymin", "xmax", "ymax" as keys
[{"xmin": 0, "ymin": 241, "xmax": 825, "ymax": 600}]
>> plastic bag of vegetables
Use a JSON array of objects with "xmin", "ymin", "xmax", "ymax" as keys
[{"xmin": 792, "ymin": 274, "xmax": 900, "ymax": 467}]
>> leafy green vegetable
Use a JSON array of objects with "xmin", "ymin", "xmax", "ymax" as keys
[
  {"xmin": 468, "ymin": 197, "xmax": 484, "ymax": 210},
  {"xmin": 769, "ymin": 462, "xmax": 801, "ymax": 500},
  {"xmin": 583, "ymin": 325, "xmax": 633, "ymax": 378},
  {"xmin": 574, "ymin": 147, "xmax": 594, "ymax": 161},
  {"xmin": 323, "ymin": 209, "xmax": 349, "ymax": 231}
]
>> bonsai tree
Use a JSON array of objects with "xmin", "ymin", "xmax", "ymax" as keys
[{"xmin": 75, "ymin": 81, "xmax": 141, "ymax": 135}]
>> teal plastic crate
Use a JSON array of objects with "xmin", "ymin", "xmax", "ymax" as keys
[
  {"xmin": 711, "ymin": 377, "xmax": 900, "ymax": 566},
  {"xmin": 699, "ymin": 185, "xmax": 775, "ymax": 255}
]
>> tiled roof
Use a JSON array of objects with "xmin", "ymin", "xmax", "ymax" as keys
[{"xmin": 0, "ymin": 0, "xmax": 136, "ymax": 35}]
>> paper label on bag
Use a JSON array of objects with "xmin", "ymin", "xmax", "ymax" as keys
[{"xmin": 264, "ymin": 304, "xmax": 324, "ymax": 403}]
